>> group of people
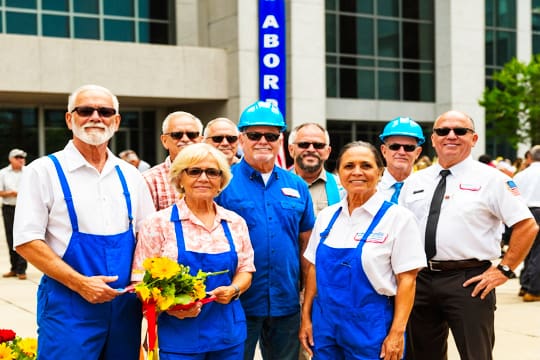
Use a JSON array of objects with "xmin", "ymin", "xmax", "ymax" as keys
[{"xmin": 5, "ymin": 83, "xmax": 539, "ymax": 360}]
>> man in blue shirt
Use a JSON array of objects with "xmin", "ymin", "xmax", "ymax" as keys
[{"xmin": 216, "ymin": 101, "xmax": 315, "ymax": 360}]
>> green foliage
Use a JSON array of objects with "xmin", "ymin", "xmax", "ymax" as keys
[{"xmin": 479, "ymin": 55, "xmax": 540, "ymax": 148}]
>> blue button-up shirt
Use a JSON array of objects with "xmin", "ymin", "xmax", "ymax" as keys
[{"xmin": 216, "ymin": 159, "xmax": 315, "ymax": 316}]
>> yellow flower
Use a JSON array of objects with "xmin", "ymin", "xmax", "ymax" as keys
[
  {"xmin": 0, "ymin": 342, "xmax": 15, "ymax": 360},
  {"xmin": 147, "ymin": 257, "xmax": 181, "ymax": 280},
  {"xmin": 18, "ymin": 337, "xmax": 37, "ymax": 357},
  {"xmin": 192, "ymin": 279, "xmax": 206, "ymax": 300},
  {"xmin": 135, "ymin": 283, "xmax": 151, "ymax": 301}
]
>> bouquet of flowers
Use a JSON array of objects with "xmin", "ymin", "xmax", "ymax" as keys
[
  {"xmin": 132, "ymin": 256, "xmax": 228, "ymax": 360},
  {"xmin": 0, "ymin": 329, "xmax": 37, "ymax": 360}
]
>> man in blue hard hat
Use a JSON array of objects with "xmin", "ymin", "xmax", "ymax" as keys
[
  {"xmin": 216, "ymin": 101, "xmax": 315, "ymax": 360},
  {"xmin": 378, "ymin": 116, "xmax": 425, "ymax": 204}
]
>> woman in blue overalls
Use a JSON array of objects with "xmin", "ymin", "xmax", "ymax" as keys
[
  {"xmin": 299, "ymin": 142, "xmax": 426, "ymax": 360},
  {"xmin": 132, "ymin": 143, "xmax": 255, "ymax": 359}
]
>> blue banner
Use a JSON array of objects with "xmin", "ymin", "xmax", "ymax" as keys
[{"xmin": 259, "ymin": 0, "xmax": 286, "ymax": 124}]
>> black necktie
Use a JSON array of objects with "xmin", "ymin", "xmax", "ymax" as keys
[{"xmin": 425, "ymin": 169, "xmax": 451, "ymax": 259}]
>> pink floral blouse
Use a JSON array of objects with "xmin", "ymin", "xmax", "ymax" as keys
[{"xmin": 131, "ymin": 199, "xmax": 255, "ymax": 281}]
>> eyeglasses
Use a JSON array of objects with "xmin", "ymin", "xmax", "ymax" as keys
[
  {"xmin": 209, "ymin": 135, "xmax": 238, "ymax": 143},
  {"xmin": 295, "ymin": 142, "xmax": 327, "ymax": 150},
  {"xmin": 164, "ymin": 131, "xmax": 200, "ymax": 140},
  {"xmin": 71, "ymin": 106, "xmax": 116, "ymax": 117},
  {"xmin": 14, "ymin": 156, "xmax": 25, "ymax": 159},
  {"xmin": 433, "ymin": 127, "xmax": 474, "ymax": 136},
  {"xmin": 184, "ymin": 167, "xmax": 222, "ymax": 179},
  {"xmin": 387, "ymin": 143, "xmax": 417, "ymax": 152},
  {"xmin": 244, "ymin": 132, "xmax": 280, "ymax": 142}
]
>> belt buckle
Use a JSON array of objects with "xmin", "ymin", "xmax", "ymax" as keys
[{"xmin": 428, "ymin": 260, "xmax": 442, "ymax": 271}]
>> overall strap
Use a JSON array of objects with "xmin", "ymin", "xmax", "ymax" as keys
[
  {"xmin": 171, "ymin": 204, "xmax": 187, "ymax": 253},
  {"xmin": 360, "ymin": 201, "xmax": 394, "ymax": 242},
  {"xmin": 325, "ymin": 171, "xmax": 341, "ymax": 206},
  {"xmin": 114, "ymin": 165, "xmax": 133, "ymax": 226},
  {"xmin": 319, "ymin": 207, "xmax": 342, "ymax": 241},
  {"xmin": 48, "ymin": 154, "xmax": 78, "ymax": 232},
  {"xmin": 221, "ymin": 220, "xmax": 236, "ymax": 253}
]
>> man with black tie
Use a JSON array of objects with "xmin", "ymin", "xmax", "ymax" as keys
[{"xmin": 400, "ymin": 110, "xmax": 538, "ymax": 359}]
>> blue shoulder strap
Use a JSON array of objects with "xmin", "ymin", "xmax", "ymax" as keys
[{"xmin": 325, "ymin": 171, "xmax": 340, "ymax": 206}]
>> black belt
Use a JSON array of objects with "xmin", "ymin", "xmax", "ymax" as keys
[{"xmin": 426, "ymin": 259, "xmax": 491, "ymax": 272}]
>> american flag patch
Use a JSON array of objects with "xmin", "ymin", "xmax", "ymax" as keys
[{"xmin": 506, "ymin": 180, "xmax": 520, "ymax": 196}]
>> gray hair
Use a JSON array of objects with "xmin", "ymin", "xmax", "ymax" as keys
[
  {"xmin": 67, "ymin": 84, "xmax": 119, "ymax": 113},
  {"xmin": 162, "ymin": 111, "xmax": 203, "ymax": 134},
  {"xmin": 531, "ymin": 145, "xmax": 540, "ymax": 162},
  {"xmin": 288, "ymin": 123, "xmax": 330, "ymax": 145},
  {"xmin": 203, "ymin": 117, "xmax": 239, "ymax": 138}
]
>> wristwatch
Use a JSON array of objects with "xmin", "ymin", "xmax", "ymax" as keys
[
  {"xmin": 497, "ymin": 264, "xmax": 516, "ymax": 279},
  {"xmin": 231, "ymin": 284, "xmax": 241, "ymax": 300}
]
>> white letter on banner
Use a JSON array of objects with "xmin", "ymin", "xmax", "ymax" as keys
[
  {"xmin": 262, "ymin": 15, "xmax": 279, "ymax": 29},
  {"xmin": 263, "ymin": 54, "xmax": 280, "ymax": 68},
  {"xmin": 263, "ymin": 75, "xmax": 279, "ymax": 90},
  {"xmin": 264, "ymin": 34, "xmax": 279, "ymax": 48}
]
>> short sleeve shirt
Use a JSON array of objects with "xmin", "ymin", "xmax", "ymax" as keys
[
  {"xmin": 513, "ymin": 162, "xmax": 540, "ymax": 207},
  {"xmin": 400, "ymin": 156, "xmax": 533, "ymax": 261},
  {"xmin": 215, "ymin": 159, "xmax": 315, "ymax": 317},
  {"xmin": 13, "ymin": 141, "xmax": 156, "ymax": 257},
  {"xmin": 143, "ymin": 157, "xmax": 178, "ymax": 211},
  {"xmin": 0, "ymin": 164, "xmax": 25, "ymax": 206},
  {"xmin": 304, "ymin": 193, "xmax": 426, "ymax": 296}
]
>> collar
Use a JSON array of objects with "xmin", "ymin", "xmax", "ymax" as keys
[
  {"xmin": 380, "ymin": 169, "xmax": 399, "ymax": 190},
  {"xmin": 173, "ymin": 198, "xmax": 235, "ymax": 223},
  {"xmin": 432, "ymin": 155, "xmax": 474, "ymax": 179},
  {"xmin": 237, "ymin": 158, "xmax": 278, "ymax": 181},
  {"xmin": 62, "ymin": 140, "xmax": 118, "ymax": 175},
  {"xmin": 339, "ymin": 191, "xmax": 386, "ymax": 218},
  {"xmin": 290, "ymin": 167, "xmax": 327, "ymax": 185}
]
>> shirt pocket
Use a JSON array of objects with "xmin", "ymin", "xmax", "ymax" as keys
[{"xmin": 235, "ymin": 201, "xmax": 257, "ymax": 227}]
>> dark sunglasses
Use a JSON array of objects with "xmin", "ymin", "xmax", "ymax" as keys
[
  {"xmin": 296, "ymin": 142, "xmax": 327, "ymax": 150},
  {"xmin": 164, "ymin": 131, "xmax": 200, "ymax": 140},
  {"xmin": 387, "ymin": 143, "xmax": 417, "ymax": 152},
  {"xmin": 210, "ymin": 135, "xmax": 238, "ymax": 143},
  {"xmin": 14, "ymin": 156, "xmax": 25, "ymax": 159},
  {"xmin": 244, "ymin": 132, "xmax": 280, "ymax": 142},
  {"xmin": 184, "ymin": 167, "xmax": 222, "ymax": 179},
  {"xmin": 71, "ymin": 106, "xmax": 116, "ymax": 117},
  {"xmin": 433, "ymin": 127, "xmax": 474, "ymax": 136}
]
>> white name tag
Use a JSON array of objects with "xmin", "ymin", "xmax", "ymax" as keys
[{"xmin": 281, "ymin": 187, "xmax": 300, "ymax": 198}]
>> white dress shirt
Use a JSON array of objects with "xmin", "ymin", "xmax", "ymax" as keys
[
  {"xmin": 13, "ymin": 141, "xmax": 155, "ymax": 257},
  {"xmin": 513, "ymin": 162, "xmax": 540, "ymax": 207}
]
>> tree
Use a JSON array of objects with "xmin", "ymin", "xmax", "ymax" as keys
[{"xmin": 479, "ymin": 55, "xmax": 540, "ymax": 148}]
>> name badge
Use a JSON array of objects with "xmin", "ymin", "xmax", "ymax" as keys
[
  {"xmin": 353, "ymin": 231, "xmax": 388, "ymax": 243},
  {"xmin": 281, "ymin": 187, "xmax": 300, "ymax": 198},
  {"xmin": 459, "ymin": 183, "xmax": 481, "ymax": 191}
]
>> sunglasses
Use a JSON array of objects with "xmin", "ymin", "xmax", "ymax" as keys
[
  {"xmin": 296, "ymin": 142, "xmax": 327, "ymax": 150},
  {"xmin": 164, "ymin": 131, "xmax": 200, "ymax": 140},
  {"xmin": 71, "ymin": 106, "xmax": 116, "ymax": 117},
  {"xmin": 14, "ymin": 156, "xmax": 25, "ymax": 159},
  {"xmin": 433, "ymin": 127, "xmax": 474, "ymax": 136},
  {"xmin": 184, "ymin": 167, "xmax": 222, "ymax": 179},
  {"xmin": 387, "ymin": 143, "xmax": 417, "ymax": 152},
  {"xmin": 244, "ymin": 132, "xmax": 280, "ymax": 142},
  {"xmin": 209, "ymin": 135, "xmax": 238, "ymax": 143}
]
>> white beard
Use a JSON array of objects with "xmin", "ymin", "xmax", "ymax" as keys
[{"xmin": 72, "ymin": 119, "xmax": 116, "ymax": 146}]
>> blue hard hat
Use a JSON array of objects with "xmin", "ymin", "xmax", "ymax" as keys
[
  {"xmin": 237, "ymin": 101, "xmax": 286, "ymax": 132},
  {"xmin": 379, "ymin": 116, "xmax": 425, "ymax": 145}
]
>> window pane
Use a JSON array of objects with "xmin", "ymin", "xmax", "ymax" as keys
[
  {"xmin": 340, "ymin": 15, "xmax": 357, "ymax": 54},
  {"xmin": 378, "ymin": 0, "xmax": 398, "ymax": 17},
  {"xmin": 326, "ymin": 13, "xmax": 337, "ymax": 53},
  {"xmin": 340, "ymin": 68, "xmax": 358, "ymax": 98},
  {"xmin": 0, "ymin": 109, "xmax": 38, "ymax": 161},
  {"xmin": 496, "ymin": 30, "xmax": 516, "ymax": 66},
  {"xmin": 403, "ymin": 22, "xmax": 433, "ymax": 60},
  {"xmin": 403, "ymin": 0, "xmax": 433, "ymax": 20},
  {"xmin": 497, "ymin": 0, "xmax": 516, "ymax": 28},
  {"xmin": 74, "ymin": 17, "xmax": 99, "ymax": 39},
  {"xmin": 138, "ymin": 21, "xmax": 169, "ymax": 44},
  {"xmin": 43, "ymin": 0, "xmax": 68, "ymax": 11},
  {"xmin": 340, "ymin": 0, "xmax": 373, "ymax": 14},
  {"xmin": 43, "ymin": 14, "xmax": 69, "ymax": 38},
  {"xmin": 534, "ymin": 34, "xmax": 540, "ymax": 54},
  {"xmin": 6, "ymin": 0, "xmax": 36, "ymax": 9},
  {"xmin": 326, "ymin": 66, "xmax": 337, "ymax": 97},
  {"xmin": 44, "ymin": 110, "xmax": 71, "ymax": 154},
  {"xmin": 105, "ymin": 19, "xmax": 134, "ymax": 42},
  {"xmin": 139, "ymin": 0, "xmax": 169, "ymax": 20},
  {"xmin": 378, "ymin": 20, "xmax": 399, "ymax": 58},
  {"xmin": 486, "ymin": 0, "xmax": 494, "ymax": 27},
  {"xmin": 6, "ymin": 12, "xmax": 37, "ymax": 34},
  {"xmin": 104, "ymin": 0, "xmax": 134, "ymax": 17},
  {"xmin": 357, "ymin": 69, "xmax": 375, "ymax": 99},
  {"xmin": 486, "ymin": 30, "xmax": 494, "ymax": 65},
  {"xmin": 357, "ymin": 17, "xmax": 373, "ymax": 55},
  {"xmin": 378, "ymin": 71, "xmax": 400, "ymax": 100},
  {"xmin": 326, "ymin": 0, "xmax": 336, "ymax": 11},
  {"xmin": 74, "ymin": 0, "xmax": 99, "ymax": 14}
]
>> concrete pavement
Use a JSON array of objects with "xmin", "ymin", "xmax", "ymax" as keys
[{"xmin": 1, "ymin": 230, "xmax": 539, "ymax": 358}]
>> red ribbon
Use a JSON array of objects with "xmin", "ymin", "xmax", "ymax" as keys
[{"xmin": 142, "ymin": 301, "xmax": 157, "ymax": 352}]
